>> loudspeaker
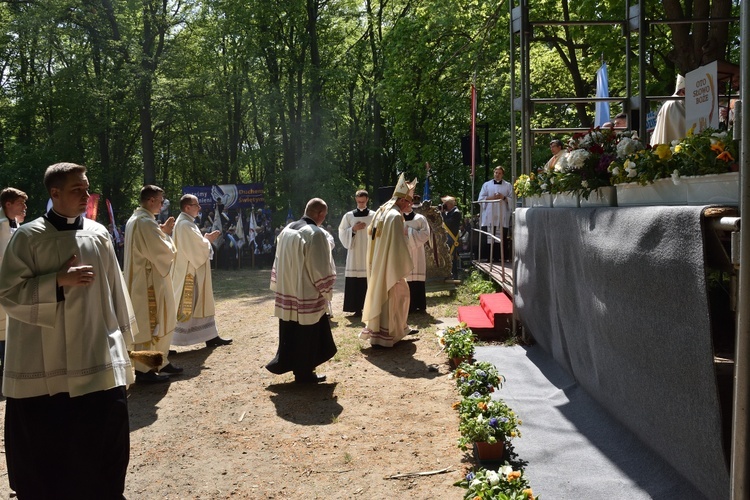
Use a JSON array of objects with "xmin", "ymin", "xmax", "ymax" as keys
[{"xmin": 461, "ymin": 135, "xmax": 481, "ymax": 166}]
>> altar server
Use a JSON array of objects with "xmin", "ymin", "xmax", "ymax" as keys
[
  {"xmin": 402, "ymin": 197, "xmax": 431, "ymax": 312},
  {"xmin": 338, "ymin": 190, "xmax": 374, "ymax": 316},
  {"xmin": 0, "ymin": 162, "xmax": 137, "ymax": 498}
]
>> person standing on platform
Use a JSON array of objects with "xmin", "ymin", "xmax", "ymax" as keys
[
  {"xmin": 360, "ymin": 174, "xmax": 418, "ymax": 348},
  {"xmin": 266, "ymin": 198, "xmax": 337, "ymax": 383},
  {"xmin": 172, "ymin": 194, "xmax": 233, "ymax": 350},
  {"xmin": 650, "ymin": 74, "xmax": 686, "ymax": 146},
  {"xmin": 613, "ymin": 112, "xmax": 628, "ymax": 129},
  {"xmin": 125, "ymin": 185, "xmax": 180, "ymax": 383},
  {"xmin": 0, "ymin": 163, "xmax": 137, "ymax": 498},
  {"xmin": 477, "ymin": 166, "xmax": 513, "ymax": 262},
  {"xmin": 0, "ymin": 187, "xmax": 27, "ymax": 371},
  {"xmin": 338, "ymin": 190, "xmax": 374, "ymax": 316},
  {"xmin": 441, "ymin": 195, "xmax": 462, "ymax": 278},
  {"xmin": 544, "ymin": 139, "xmax": 567, "ymax": 171},
  {"xmin": 402, "ymin": 197, "xmax": 431, "ymax": 313}
]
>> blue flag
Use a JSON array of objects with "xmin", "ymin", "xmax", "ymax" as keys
[
  {"xmin": 286, "ymin": 206, "xmax": 294, "ymax": 222},
  {"xmin": 423, "ymin": 175, "xmax": 431, "ymax": 203},
  {"xmin": 595, "ymin": 63, "xmax": 610, "ymax": 127}
]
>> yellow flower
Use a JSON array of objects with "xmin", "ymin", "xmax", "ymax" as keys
[
  {"xmin": 673, "ymin": 144, "xmax": 682, "ymax": 153},
  {"xmin": 523, "ymin": 488, "xmax": 534, "ymax": 498},
  {"xmin": 687, "ymin": 125, "xmax": 696, "ymax": 137},
  {"xmin": 452, "ymin": 401, "xmax": 461, "ymax": 410},
  {"xmin": 654, "ymin": 143, "xmax": 672, "ymax": 160},
  {"xmin": 508, "ymin": 470, "xmax": 522, "ymax": 481},
  {"xmin": 710, "ymin": 141, "xmax": 725, "ymax": 153},
  {"xmin": 477, "ymin": 402, "xmax": 488, "ymax": 411},
  {"xmin": 510, "ymin": 431, "xmax": 517, "ymax": 437}
]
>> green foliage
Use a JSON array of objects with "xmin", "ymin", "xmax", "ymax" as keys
[
  {"xmin": 454, "ymin": 360, "xmax": 504, "ymax": 398},
  {"xmin": 0, "ymin": 0, "xmax": 741, "ymax": 224},
  {"xmin": 455, "ymin": 463, "xmax": 539, "ymax": 500},
  {"xmin": 439, "ymin": 323, "xmax": 476, "ymax": 359},
  {"xmin": 456, "ymin": 395, "xmax": 522, "ymax": 449},
  {"xmin": 462, "ymin": 270, "xmax": 499, "ymax": 299}
]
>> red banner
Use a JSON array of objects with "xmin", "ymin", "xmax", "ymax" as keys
[
  {"xmin": 86, "ymin": 193, "xmax": 100, "ymax": 221},
  {"xmin": 471, "ymin": 84, "xmax": 477, "ymax": 178}
]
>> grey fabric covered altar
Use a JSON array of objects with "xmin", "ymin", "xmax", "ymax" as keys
[{"xmin": 514, "ymin": 206, "xmax": 728, "ymax": 499}]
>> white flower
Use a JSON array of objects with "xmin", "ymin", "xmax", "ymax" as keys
[
  {"xmin": 470, "ymin": 478, "xmax": 483, "ymax": 488},
  {"xmin": 616, "ymin": 137, "xmax": 640, "ymax": 158},
  {"xmin": 671, "ymin": 169, "xmax": 681, "ymax": 185},
  {"xmin": 581, "ymin": 180, "xmax": 589, "ymax": 188},
  {"xmin": 611, "ymin": 166, "xmax": 620, "ymax": 176},
  {"xmin": 500, "ymin": 465, "xmax": 514, "ymax": 476},
  {"xmin": 540, "ymin": 183, "xmax": 548, "ymax": 191},
  {"xmin": 486, "ymin": 470, "xmax": 500, "ymax": 486},
  {"xmin": 624, "ymin": 160, "xmax": 638, "ymax": 178},
  {"xmin": 566, "ymin": 149, "xmax": 590, "ymax": 170}
]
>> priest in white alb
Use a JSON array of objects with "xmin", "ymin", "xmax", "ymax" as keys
[
  {"xmin": 0, "ymin": 163, "xmax": 137, "ymax": 498},
  {"xmin": 650, "ymin": 74, "xmax": 686, "ymax": 146},
  {"xmin": 124, "ymin": 185, "xmax": 180, "ymax": 383},
  {"xmin": 172, "ymin": 194, "xmax": 233, "ymax": 349},
  {"xmin": 360, "ymin": 174, "xmax": 419, "ymax": 347}
]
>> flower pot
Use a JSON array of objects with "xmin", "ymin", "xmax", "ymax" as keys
[
  {"xmin": 552, "ymin": 192, "xmax": 579, "ymax": 208},
  {"xmin": 474, "ymin": 441, "xmax": 505, "ymax": 461},
  {"xmin": 450, "ymin": 356, "xmax": 471, "ymax": 369},
  {"xmin": 615, "ymin": 177, "xmax": 688, "ymax": 206},
  {"xmin": 524, "ymin": 194, "xmax": 552, "ymax": 208},
  {"xmin": 579, "ymin": 186, "xmax": 617, "ymax": 207},
  {"xmin": 684, "ymin": 172, "xmax": 739, "ymax": 206}
]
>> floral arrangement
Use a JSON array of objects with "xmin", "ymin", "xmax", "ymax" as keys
[
  {"xmin": 609, "ymin": 127, "xmax": 738, "ymax": 185},
  {"xmin": 438, "ymin": 323, "xmax": 476, "ymax": 361},
  {"xmin": 608, "ymin": 144, "xmax": 674, "ymax": 185},
  {"xmin": 557, "ymin": 127, "xmax": 644, "ymax": 198},
  {"xmin": 671, "ymin": 127, "xmax": 738, "ymax": 176},
  {"xmin": 454, "ymin": 361, "xmax": 504, "ymax": 398},
  {"xmin": 454, "ymin": 463, "xmax": 538, "ymax": 500},
  {"xmin": 455, "ymin": 395, "xmax": 521, "ymax": 449}
]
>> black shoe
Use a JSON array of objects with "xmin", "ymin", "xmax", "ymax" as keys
[
  {"xmin": 407, "ymin": 328, "xmax": 420, "ymax": 335},
  {"xmin": 159, "ymin": 363, "xmax": 184, "ymax": 375},
  {"xmin": 168, "ymin": 349, "xmax": 177, "ymax": 356},
  {"xmin": 135, "ymin": 370, "xmax": 170, "ymax": 384},
  {"xmin": 294, "ymin": 373, "xmax": 326, "ymax": 384},
  {"xmin": 206, "ymin": 336, "xmax": 233, "ymax": 347}
]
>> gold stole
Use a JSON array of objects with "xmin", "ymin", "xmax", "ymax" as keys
[
  {"xmin": 146, "ymin": 266, "xmax": 158, "ymax": 332},
  {"xmin": 177, "ymin": 273, "xmax": 195, "ymax": 322}
]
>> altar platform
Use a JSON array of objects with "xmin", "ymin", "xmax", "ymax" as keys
[{"xmin": 513, "ymin": 205, "xmax": 734, "ymax": 499}]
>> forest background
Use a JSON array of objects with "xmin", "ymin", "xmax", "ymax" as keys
[{"xmin": 0, "ymin": 0, "xmax": 741, "ymax": 226}]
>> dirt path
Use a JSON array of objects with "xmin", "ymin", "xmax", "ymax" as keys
[{"xmin": 1, "ymin": 266, "xmax": 468, "ymax": 499}]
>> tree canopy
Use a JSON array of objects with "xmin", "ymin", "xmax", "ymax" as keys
[{"xmin": 0, "ymin": 0, "xmax": 741, "ymax": 223}]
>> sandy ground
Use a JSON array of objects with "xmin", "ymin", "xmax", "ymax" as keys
[{"xmin": 0, "ymin": 266, "xmax": 470, "ymax": 499}]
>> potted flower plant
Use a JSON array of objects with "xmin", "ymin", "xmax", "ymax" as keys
[
  {"xmin": 454, "ymin": 360, "xmax": 504, "ymax": 398},
  {"xmin": 456, "ymin": 395, "xmax": 521, "ymax": 459},
  {"xmin": 557, "ymin": 127, "xmax": 644, "ymax": 203},
  {"xmin": 438, "ymin": 323, "xmax": 476, "ymax": 368},
  {"xmin": 454, "ymin": 463, "xmax": 539, "ymax": 500}
]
